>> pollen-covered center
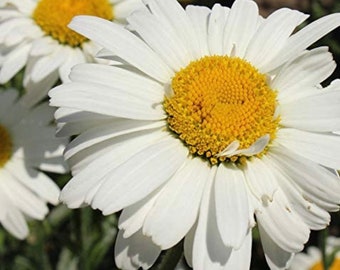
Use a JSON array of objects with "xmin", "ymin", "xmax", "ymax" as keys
[
  {"xmin": 33, "ymin": 0, "xmax": 114, "ymax": 47},
  {"xmin": 311, "ymin": 258, "xmax": 340, "ymax": 270},
  {"xmin": 164, "ymin": 55, "xmax": 279, "ymax": 165},
  {"xmin": 0, "ymin": 124, "xmax": 12, "ymax": 168}
]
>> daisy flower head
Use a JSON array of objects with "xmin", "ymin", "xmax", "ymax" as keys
[
  {"xmin": 0, "ymin": 0, "xmax": 143, "ymax": 105},
  {"xmin": 289, "ymin": 236, "xmax": 340, "ymax": 270},
  {"xmin": 0, "ymin": 89, "xmax": 68, "ymax": 239},
  {"xmin": 49, "ymin": 0, "xmax": 340, "ymax": 269}
]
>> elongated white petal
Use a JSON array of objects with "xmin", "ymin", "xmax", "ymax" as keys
[
  {"xmin": 70, "ymin": 63, "xmax": 165, "ymax": 101},
  {"xmin": 222, "ymin": 232, "xmax": 252, "ymax": 270},
  {"xmin": 273, "ymin": 47, "xmax": 335, "ymax": 95},
  {"xmin": 115, "ymin": 230, "xmax": 161, "ymax": 270},
  {"xmin": 0, "ymin": 43, "xmax": 30, "ymax": 83},
  {"xmin": 214, "ymin": 164, "xmax": 249, "ymax": 249},
  {"xmin": 207, "ymin": 4, "xmax": 229, "ymax": 55},
  {"xmin": 258, "ymin": 222, "xmax": 294, "ymax": 270},
  {"xmin": 277, "ymin": 128, "xmax": 340, "ymax": 168},
  {"xmin": 245, "ymin": 8, "xmax": 308, "ymax": 70},
  {"xmin": 185, "ymin": 5, "xmax": 210, "ymax": 57},
  {"xmin": 1, "ymin": 204, "xmax": 28, "ymax": 240},
  {"xmin": 280, "ymin": 90, "xmax": 340, "ymax": 132},
  {"xmin": 263, "ymin": 155, "xmax": 331, "ymax": 230},
  {"xmin": 217, "ymin": 140, "xmax": 240, "ymax": 157},
  {"xmin": 91, "ymin": 136, "xmax": 188, "ymax": 214},
  {"xmin": 143, "ymin": 0, "xmax": 198, "ymax": 60},
  {"xmin": 49, "ymin": 82, "xmax": 165, "ymax": 121},
  {"xmin": 234, "ymin": 134, "xmax": 270, "ymax": 156},
  {"xmin": 223, "ymin": 0, "xmax": 259, "ymax": 57},
  {"xmin": 5, "ymin": 160, "xmax": 60, "ymax": 205},
  {"xmin": 0, "ymin": 173, "xmax": 48, "ymax": 220},
  {"xmin": 68, "ymin": 15, "xmax": 173, "ymax": 82},
  {"xmin": 60, "ymin": 130, "xmax": 166, "ymax": 208},
  {"xmin": 30, "ymin": 46, "xmax": 66, "ymax": 82},
  {"xmin": 264, "ymin": 13, "xmax": 340, "ymax": 71},
  {"xmin": 143, "ymin": 158, "xmax": 209, "ymax": 249},
  {"xmin": 192, "ymin": 166, "xmax": 236, "ymax": 269},
  {"xmin": 255, "ymin": 189, "xmax": 310, "ymax": 253},
  {"xmin": 127, "ymin": 9, "xmax": 189, "ymax": 71},
  {"xmin": 64, "ymin": 120, "xmax": 164, "ymax": 159},
  {"xmin": 119, "ymin": 189, "xmax": 161, "ymax": 238},
  {"xmin": 268, "ymin": 145, "xmax": 340, "ymax": 211},
  {"xmin": 244, "ymin": 157, "xmax": 278, "ymax": 203}
]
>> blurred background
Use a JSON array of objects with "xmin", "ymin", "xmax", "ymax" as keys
[{"xmin": 0, "ymin": 1, "xmax": 339, "ymax": 269}]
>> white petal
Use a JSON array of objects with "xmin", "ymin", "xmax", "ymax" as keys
[
  {"xmin": 119, "ymin": 189, "xmax": 160, "ymax": 238},
  {"xmin": 216, "ymin": 140, "xmax": 240, "ymax": 157},
  {"xmin": 60, "ymin": 130, "xmax": 166, "ymax": 208},
  {"xmin": 143, "ymin": 0, "xmax": 198, "ymax": 61},
  {"xmin": 58, "ymin": 47, "xmax": 86, "ymax": 83},
  {"xmin": 258, "ymin": 221, "xmax": 294, "ymax": 270},
  {"xmin": 30, "ymin": 37, "xmax": 57, "ymax": 57},
  {"xmin": 22, "ymin": 71, "xmax": 58, "ymax": 107},
  {"xmin": 92, "ymin": 135, "xmax": 188, "ymax": 214},
  {"xmin": 183, "ymin": 223, "xmax": 196, "ymax": 267},
  {"xmin": 0, "ymin": 173, "xmax": 48, "ymax": 220},
  {"xmin": 114, "ymin": 0, "xmax": 144, "ymax": 21},
  {"xmin": 263, "ymin": 155, "xmax": 331, "ymax": 230},
  {"xmin": 280, "ymin": 89, "xmax": 340, "ymax": 132},
  {"xmin": 69, "ymin": 63, "xmax": 164, "ymax": 102},
  {"xmin": 64, "ymin": 120, "xmax": 165, "ymax": 159},
  {"xmin": 268, "ymin": 145, "xmax": 340, "ymax": 211},
  {"xmin": 185, "ymin": 5, "xmax": 210, "ymax": 57},
  {"xmin": 244, "ymin": 157, "xmax": 278, "ymax": 203},
  {"xmin": 0, "ymin": 43, "xmax": 30, "ymax": 83},
  {"xmin": 276, "ymin": 128, "xmax": 340, "ymax": 168},
  {"xmin": 264, "ymin": 13, "xmax": 340, "ymax": 72},
  {"xmin": 127, "ymin": 9, "xmax": 189, "ymax": 71},
  {"xmin": 214, "ymin": 164, "xmax": 249, "ymax": 249},
  {"xmin": 207, "ymin": 4, "xmax": 229, "ymax": 55},
  {"xmin": 255, "ymin": 189, "xmax": 310, "ymax": 253},
  {"xmin": 5, "ymin": 160, "xmax": 60, "ymax": 205},
  {"xmin": 245, "ymin": 8, "xmax": 308, "ymax": 71},
  {"xmin": 273, "ymin": 47, "xmax": 335, "ymax": 96},
  {"xmin": 68, "ymin": 15, "xmax": 173, "ymax": 83},
  {"xmin": 1, "ymin": 205, "xmax": 28, "ymax": 240},
  {"xmin": 221, "ymin": 232, "xmax": 252, "ymax": 270},
  {"xmin": 143, "ymin": 157, "xmax": 209, "ymax": 249},
  {"xmin": 192, "ymin": 166, "xmax": 234, "ymax": 269},
  {"xmin": 30, "ymin": 46, "xmax": 66, "ymax": 82},
  {"xmin": 223, "ymin": 0, "xmax": 259, "ymax": 57},
  {"xmin": 114, "ymin": 229, "xmax": 161, "ymax": 270},
  {"xmin": 49, "ymin": 82, "xmax": 165, "ymax": 121},
  {"xmin": 234, "ymin": 134, "xmax": 270, "ymax": 156}
]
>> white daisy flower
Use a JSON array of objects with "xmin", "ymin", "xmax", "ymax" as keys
[
  {"xmin": 49, "ymin": 0, "xmax": 340, "ymax": 269},
  {"xmin": 0, "ymin": 89, "xmax": 67, "ymax": 239},
  {"xmin": 0, "ymin": 0, "xmax": 143, "ymax": 105},
  {"xmin": 289, "ymin": 236, "xmax": 340, "ymax": 270}
]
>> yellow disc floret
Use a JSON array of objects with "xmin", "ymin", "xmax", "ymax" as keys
[
  {"xmin": 0, "ymin": 124, "xmax": 12, "ymax": 168},
  {"xmin": 164, "ymin": 55, "xmax": 279, "ymax": 165},
  {"xmin": 311, "ymin": 258, "xmax": 340, "ymax": 270},
  {"xmin": 33, "ymin": 0, "xmax": 114, "ymax": 47}
]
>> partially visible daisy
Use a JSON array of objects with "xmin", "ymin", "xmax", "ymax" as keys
[
  {"xmin": 49, "ymin": 0, "xmax": 340, "ymax": 269},
  {"xmin": 0, "ymin": 0, "xmax": 143, "ymax": 105},
  {"xmin": 289, "ymin": 236, "xmax": 340, "ymax": 270},
  {"xmin": 0, "ymin": 89, "xmax": 67, "ymax": 239}
]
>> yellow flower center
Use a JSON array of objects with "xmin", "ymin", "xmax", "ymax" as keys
[
  {"xmin": 311, "ymin": 258, "xmax": 340, "ymax": 270},
  {"xmin": 32, "ymin": 0, "xmax": 114, "ymax": 47},
  {"xmin": 164, "ymin": 56, "xmax": 279, "ymax": 165},
  {"xmin": 0, "ymin": 124, "xmax": 12, "ymax": 168}
]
